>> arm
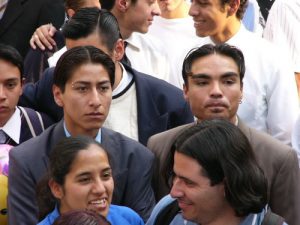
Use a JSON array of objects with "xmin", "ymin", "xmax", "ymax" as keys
[
  {"xmin": 269, "ymin": 149, "xmax": 300, "ymax": 225},
  {"xmin": 123, "ymin": 145, "xmax": 156, "ymax": 222},
  {"xmin": 265, "ymin": 48, "xmax": 299, "ymax": 145},
  {"xmin": 8, "ymin": 147, "xmax": 39, "ymax": 225},
  {"xmin": 30, "ymin": 24, "xmax": 58, "ymax": 50}
]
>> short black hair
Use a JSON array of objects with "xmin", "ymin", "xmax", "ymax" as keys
[
  {"xmin": 62, "ymin": 7, "xmax": 121, "ymax": 53},
  {"xmin": 0, "ymin": 43, "xmax": 24, "ymax": 78},
  {"xmin": 53, "ymin": 45, "xmax": 115, "ymax": 92},
  {"xmin": 182, "ymin": 43, "xmax": 245, "ymax": 87}
]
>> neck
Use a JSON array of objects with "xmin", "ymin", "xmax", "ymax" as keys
[
  {"xmin": 113, "ymin": 62, "xmax": 123, "ymax": 90},
  {"xmin": 161, "ymin": 1, "xmax": 190, "ymax": 19},
  {"xmin": 64, "ymin": 120, "xmax": 99, "ymax": 138},
  {"xmin": 210, "ymin": 19, "xmax": 241, "ymax": 44}
]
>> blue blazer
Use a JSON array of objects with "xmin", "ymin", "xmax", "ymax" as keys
[
  {"xmin": 19, "ymin": 64, "xmax": 194, "ymax": 145},
  {"xmin": 8, "ymin": 120, "xmax": 155, "ymax": 225}
]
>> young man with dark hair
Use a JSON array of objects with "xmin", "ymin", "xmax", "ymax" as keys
[
  {"xmin": 0, "ymin": 43, "xmax": 53, "ymax": 146},
  {"xmin": 19, "ymin": 8, "xmax": 193, "ymax": 145},
  {"xmin": 148, "ymin": 43, "xmax": 300, "ymax": 225},
  {"xmin": 9, "ymin": 39, "xmax": 155, "ymax": 225},
  {"xmin": 147, "ymin": 119, "xmax": 287, "ymax": 225}
]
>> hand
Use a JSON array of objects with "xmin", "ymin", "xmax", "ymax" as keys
[{"xmin": 30, "ymin": 23, "xmax": 57, "ymax": 50}]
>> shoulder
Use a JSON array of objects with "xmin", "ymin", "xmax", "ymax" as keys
[
  {"xmin": 239, "ymin": 121, "xmax": 297, "ymax": 165},
  {"xmin": 102, "ymin": 127, "xmax": 154, "ymax": 158},
  {"xmin": 108, "ymin": 205, "xmax": 144, "ymax": 225},
  {"xmin": 148, "ymin": 124, "xmax": 193, "ymax": 148},
  {"xmin": 10, "ymin": 122, "xmax": 60, "ymax": 160}
]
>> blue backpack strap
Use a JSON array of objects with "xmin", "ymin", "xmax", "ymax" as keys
[
  {"xmin": 262, "ymin": 209, "xmax": 285, "ymax": 225},
  {"xmin": 18, "ymin": 106, "xmax": 45, "ymax": 137}
]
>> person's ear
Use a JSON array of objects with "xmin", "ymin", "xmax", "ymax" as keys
[
  {"xmin": 113, "ymin": 39, "xmax": 125, "ymax": 61},
  {"xmin": 227, "ymin": 0, "xmax": 240, "ymax": 16},
  {"xmin": 53, "ymin": 85, "xmax": 64, "ymax": 107},
  {"xmin": 49, "ymin": 179, "xmax": 64, "ymax": 199},
  {"xmin": 117, "ymin": 0, "xmax": 130, "ymax": 12},
  {"xmin": 66, "ymin": 8, "xmax": 76, "ymax": 18},
  {"xmin": 183, "ymin": 84, "xmax": 189, "ymax": 102}
]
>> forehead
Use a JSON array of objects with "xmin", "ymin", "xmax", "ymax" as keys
[
  {"xmin": 70, "ymin": 145, "xmax": 109, "ymax": 171},
  {"xmin": 174, "ymin": 152, "xmax": 203, "ymax": 177},
  {"xmin": 0, "ymin": 59, "xmax": 21, "ymax": 80},
  {"xmin": 67, "ymin": 63, "xmax": 110, "ymax": 84},
  {"xmin": 190, "ymin": 54, "xmax": 239, "ymax": 77},
  {"xmin": 65, "ymin": 33, "xmax": 110, "ymax": 55}
]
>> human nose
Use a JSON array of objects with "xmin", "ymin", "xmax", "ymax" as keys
[
  {"xmin": 189, "ymin": 1, "xmax": 197, "ymax": 17},
  {"xmin": 210, "ymin": 82, "xmax": 223, "ymax": 98},
  {"xmin": 92, "ymin": 178, "xmax": 106, "ymax": 194},
  {"xmin": 88, "ymin": 87, "xmax": 101, "ymax": 107},
  {"xmin": 170, "ymin": 177, "xmax": 184, "ymax": 198},
  {"xmin": 152, "ymin": 0, "xmax": 161, "ymax": 16},
  {"xmin": 0, "ymin": 85, "xmax": 7, "ymax": 100}
]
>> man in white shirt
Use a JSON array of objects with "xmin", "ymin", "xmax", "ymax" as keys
[
  {"xmin": 188, "ymin": 0, "xmax": 299, "ymax": 145},
  {"xmin": 263, "ymin": 0, "xmax": 300, "ymax": 97}
]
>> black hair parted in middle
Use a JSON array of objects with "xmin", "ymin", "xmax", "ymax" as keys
[{"xmin": 53, "ymin": 45, "xmax": 115, "ymax": 92}]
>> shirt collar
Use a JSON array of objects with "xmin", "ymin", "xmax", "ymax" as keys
[
  {"xmin": 63, "ymin": 121, "xmax": 102, "ymax": 143},
  {"xmin": 0, "ymin": 107, "xmax": 21, "ymax": 144}
]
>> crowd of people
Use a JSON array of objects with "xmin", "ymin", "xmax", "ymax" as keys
[{"xmin": 0, "ymin": 0, "xmax": 299, "ymax": 225}]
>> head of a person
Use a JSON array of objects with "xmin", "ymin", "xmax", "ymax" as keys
[
  {"xmin": 0, "ymin": 44, "xmax": 23, "ymax": 127},
  {"xmin": 189, "ymin": 0, "xmax": 248, "ymax": 41},
  {"xmin": 111, "ymin": 0, "xmax": 161, "ymax": 38},
  {"xmin": 168, "ymin": 119, "xmax": 267, "ymax": 224},
  {"xmin": 65, "ymin": 0, "xmax": 101, "ymax": 18},
  {"xmin": 48, "ymin": 136, "xmax": 114, "ymax": 218},
  {"xmin": 182, "ymin": 43, "xmax": 244, "ymax": 124},
  {"xmin": 62, "ymin": 7, "xmax": 124, "ymax": 62},
  {"xmin": 53, "ymin": 209, "xmax": 111, "ymax": 225},
  {"xmin": 53, "ymin": 46, "xmax": 115, "ymax": 137}
]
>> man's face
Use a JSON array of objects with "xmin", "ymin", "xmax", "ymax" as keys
[
  {"xmin": 183, "ymin": 53, "xmax": 242, "ymax": 124},
  {"xmin": 126, "ymin": 0, "xmax": 161, "ymax": 33},
  {"xmin": 0, "ymin": 59, "xmax": 22, "ymax": 127},
  {"xmin": 53, "ymin": 63, "xmax": 112, "ymax": 137},
  {"xmin": 158, "ymin": 0, "xmax": 185, "ymax": 14},
  {"xmin": 189, "ymin": 0, "xmax": 230, "ymax": 41},
  {"xmin": 170, "ymin": 152, "xmax": 227, "ymax": 224}
]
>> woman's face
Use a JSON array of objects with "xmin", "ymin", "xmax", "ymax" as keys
[{"xmin": 51, "ymin": 144, "xmax": 114, "ymax": 217}]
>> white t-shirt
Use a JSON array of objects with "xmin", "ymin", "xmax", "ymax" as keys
[{"xmin": 263, "ymin": 0, "xmax": 300, "ymax": 72}]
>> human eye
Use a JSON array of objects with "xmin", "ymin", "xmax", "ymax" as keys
[
  {"xmin": 194, "ymin": 79, "xmax": 209, "ymax": 86},
  {"xmin": 78, "ymin": 176, "xmax": 92, "ymax": 184},
  {"xmin": 223, "ymin": 77, "xmax": 236, "ymax": 85},
  {"xmin": 5, "ymin": 80, "xmax": 18, "ymax": 89},
  {"xmin": 73, "ymin": 84, "xmax": 90, "ymax": 93},
  {"xmin": 102, "ymin": 170, "xmax": 112, "ymax": 180},
  {"xmin": 97, "ymin": 84, "xmax": 110, "ymax": 93}
]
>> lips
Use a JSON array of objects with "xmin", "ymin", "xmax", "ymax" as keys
[
  {"xmin": 85, "ymin": 112, "xmax": 105, "ymax": 119},
  {"xmin": 205, "ymin": 102, "xmax": 228, "ymax": 108},
  {"xmin": 88, "ymin": 198, "xmax": 108, "ymax": 211}
]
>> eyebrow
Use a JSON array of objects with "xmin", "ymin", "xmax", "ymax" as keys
[
  {"xmin": 75, "ymin": 167, "xmax": 112, "ymax": 177},
  {"xmin": 72, "ymin": 80, "xmax": 111, "ymax": 86},
  {"xmin": 190, "ymin": 72, "xmax": 239, "ymax": 79}
]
